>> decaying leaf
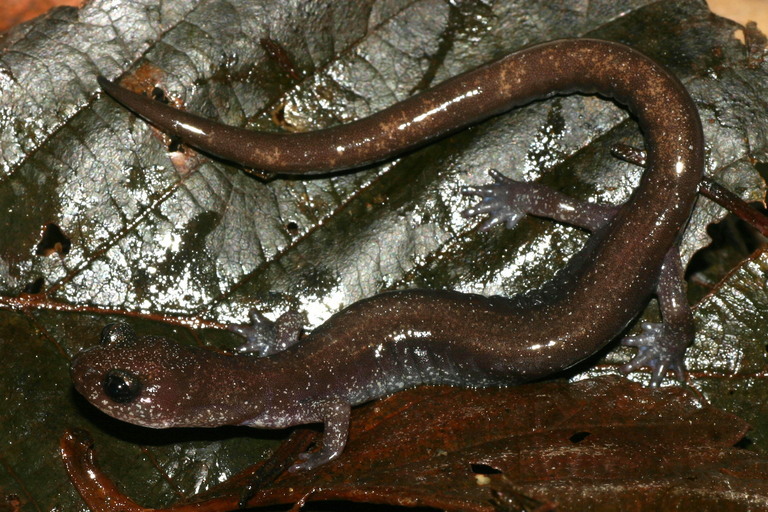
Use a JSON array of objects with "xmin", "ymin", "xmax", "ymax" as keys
[{"xmin": 63, "ymin": 377, "xmax": 767, "ymax": 511}]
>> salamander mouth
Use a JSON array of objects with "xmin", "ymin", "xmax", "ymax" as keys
[{"xmin": 96, "ymin": 407, "xmax": 175, "ymax": 429}]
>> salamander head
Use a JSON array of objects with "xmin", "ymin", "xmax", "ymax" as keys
[{"xmin": 71, "ymin": 323, "xmax": 221, "ymax": 428}]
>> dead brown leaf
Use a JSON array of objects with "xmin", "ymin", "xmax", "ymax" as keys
[{"xmin": 63, "ymin": 376, "xmax": 767, "ymax": 512}]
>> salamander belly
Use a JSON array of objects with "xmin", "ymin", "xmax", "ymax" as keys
[{"xmin": 338, "ymin": 334, "xmax": 517, "ymax": 406}]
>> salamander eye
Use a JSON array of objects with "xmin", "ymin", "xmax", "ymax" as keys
[
  {"xmin": 101, "ymin": 323, "xmax": 136, "ymax": 346},
  {"xmin": 103, "ymin": 369, "xmax": 141, "ymax": 403}
]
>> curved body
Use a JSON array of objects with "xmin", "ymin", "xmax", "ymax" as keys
[{"xmin": 76, "ymin": 39, "xmax": 704, "ymax": 471}]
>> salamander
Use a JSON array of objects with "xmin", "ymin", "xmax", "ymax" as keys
[{"xmin": 72, "ymin": 39, "xmax": 704, "ymax": 471}]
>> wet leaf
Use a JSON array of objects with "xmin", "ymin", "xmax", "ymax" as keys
[
  {"xmin": 1, "ymin": 0, "xmax": 767, "ymax": 510},
  {"xmin": 62, "ymin": 377, "xmax": 768, "ymax": 511}
]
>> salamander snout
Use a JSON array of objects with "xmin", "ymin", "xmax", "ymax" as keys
[{"xmin": 70, "ymin": 323, "xmax": 218, "ymax": 428}]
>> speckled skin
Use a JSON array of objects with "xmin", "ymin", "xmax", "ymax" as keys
[{"xmin": 76, "ymin": 39, "xmax": 704, "ymax": 471}]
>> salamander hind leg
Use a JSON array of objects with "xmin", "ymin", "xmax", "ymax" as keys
[
  {"xmin": 621, "ymin": 247, "xmax": 694, "ymax": 386},
  {"xmin": 462, "ymin": 169, "xmax": 617, "ymax": 232},
  {"xmin": 462, "ymin": 170, "xmax": 530, "ymax": 230},
  {"xmin": 228, "ymin": 309, "xmax": 304, "ymax": 356}
]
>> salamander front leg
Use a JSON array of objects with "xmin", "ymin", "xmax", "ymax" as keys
[
  {"xmin": 228, "ymin": 309, "xmax": 304, "ymax": 356},
  {"xmin": 621, "ymin": 247, "xmax": 694, "ymax": 386},
  {"xmin": 290, "ymin": 400, "xmax": 351, "ymax": 472}
]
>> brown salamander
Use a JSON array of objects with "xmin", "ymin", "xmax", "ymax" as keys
[{"xmin": 72, "ymin": 39, "xmax": 703, "ymax": 471}]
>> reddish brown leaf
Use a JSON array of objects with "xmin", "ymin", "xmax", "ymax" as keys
[
  {"xmin": 0, "ymin": 0, "xmax": 84, "ymax": 32},
  {"xmin": 63, "ymin": 376, "xmax": 767, "ymax": 511}
]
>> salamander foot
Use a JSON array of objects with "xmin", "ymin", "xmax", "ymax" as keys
[
  {"xmin": 620, "ymin": 322, "xmax": 687, "ymax": 386},
  {"xmin": 461, "ymin": 169, "xmax": 530, "ymax": 230},
  {"xmin": 228, "ymin": 309, "xmax": 304, "ymax": 356}
]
